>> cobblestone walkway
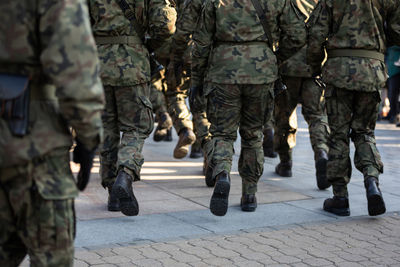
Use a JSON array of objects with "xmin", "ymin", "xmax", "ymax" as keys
[{"xmin": 72, "ymin": 214, "xmax": 400, "ymax": 267}]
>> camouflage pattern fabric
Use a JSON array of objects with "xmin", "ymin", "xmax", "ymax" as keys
[
  {"xmin": 100, "ymin": 84, "xmax": 154, "ymax": 187},
  {"xmin": 205, "ymin": 83, "xmax": 274, "ymax": 194},
  {"xmin": 273, "ymin": 77, "xmax": 329, "ymax": 161},
  {"xmin": 89, "ymin": 0, "xmax": 177, "ymax": 86},
  {"xmin": 89, "ymin": 0, "xmax": 175, "ymax": 184},
  {"xmin": 307, "ymin": 0, "xmax": 400, "ymax": 195},
  {"xmin": 150, "ymin": 74, "xmax": 168, "ymax": 116},
  {"xmin": 0, "ymin": 149, "xmax": 76, "ymax": 267}
]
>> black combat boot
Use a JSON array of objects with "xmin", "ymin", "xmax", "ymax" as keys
[
  {"xmin": 164, "ymin": 128, "xmax": 173, "ymax": 141},
  {"xmin": 323, "ymin": 196, "xmax": 350, "ymax": 216},
  {"xmin": 190, "ymin": 140, "xmax": 203, "ymax": 158},
  {"xmin": 112, "ymin": 170, "xmax": 139, "ymax": 216},
  {"xmin": 107, "ymin": 185, "xmax": 120, "ymax": 212},
  {"xmin": 173, "ymin": 128, "xmax": 196, "ymax": 159},
  {"xmin": 241, "ymin": 194, "xmax": 257, "ymax": 212},
  {"xmin": 210, "ymin": 171, "xmax": 230, "ymax": 216},
  {"xmin": 365, "ymin": 176, "xmax": 386, "ymax": 216},
  {"xmin": 263, "ymin": 128, "xmax": 277, "ymax": 158},
  {"xmin": 205, "ymin": 164, "xmax": 215, "ymax": 187},
  {"xmin": 315, "ymin": 149, "xmax": 331, "ymax": 190},
  {"xmin": 153, "ymin": 111, "xmax": 173, "ymax": 142},
  {"xmin": 275, "ymin": 160, "xmax": 292, "ymax": 177}
]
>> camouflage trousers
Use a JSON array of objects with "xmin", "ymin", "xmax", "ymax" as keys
[
  {"xmin": 190, "ymin": 86, "xmax": 211, "ymax": 149},
  {"xmin": 165, "ymin": 76, "xmax": 193, "ymax": 134},
  {"xmin": 325, "ymin": 86, "xmax": 384, "ymax": 197},
  {"xmin": 0, "ymin": 148, "xmax": 77, "ymax": 267},
  {"xmin": 274, "ymin": 76, "xmax": 330, "ymax": 162},
  {"xmin": 205, "ymin": 82, "xmax": 274, "ymax": 194},
  {"xmin": 100, "ymin": 84, "xmax": 154, "ymax": 187},
  {"xmin": 150, "ymin": 77, "xmax": 168, "ymax": 116}
]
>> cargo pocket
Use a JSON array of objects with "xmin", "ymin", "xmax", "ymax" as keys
[{"xmin": 139, "ymin": 95, "xmax": 154, "ymax": 136}]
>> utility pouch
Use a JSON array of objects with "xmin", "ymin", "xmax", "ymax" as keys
[{"xmin": 0, "ymin": 74, "xmax": 30, "ymax": 137}]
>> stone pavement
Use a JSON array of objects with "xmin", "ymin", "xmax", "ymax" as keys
[{"xmin": 20, "ymin": 107, "xmax": 400, "ymax": 266}]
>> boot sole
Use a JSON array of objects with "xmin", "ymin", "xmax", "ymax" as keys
[
  {"xmin": 275, "ymin": 166, "xmax": 292, "ymax": 177},
  {"xmin": 210, "ymin": 179, "xmax": 230, "ymax": 216},
  {"xmin": 323, "ymin": 206, "xmax": 350, "ymax": 216},
  {"xmin": 368, "ymin": 194, "xmax": 386, "ymax": 216},
  {"xmin": 316, "ymin": 158, "xmax": 331, "ymax": 190},
  {"xmin": 173, "ymin": 135, "xmax": 196, "ymax": 159},
  {"xmin": 107, "ymin": 205, "xmax": 121, "ymax": 212},
  {"xmin": 241, "ymin": 204, "xmax": 257, "ymax": 212},
  {"xmin": 112, "ymin": 185, "xmax": 139, "ymax": 216}
]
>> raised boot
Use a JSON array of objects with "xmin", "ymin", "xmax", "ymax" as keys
[
  {"xmin": 365, "ymin": 176, "xmax": 386, "ymax": 216},
  {"xmin": 241, "ymin": 194, "xmax": 257, "ymax": 212},
  {"xmin": 173, "ymin": 128, "xmax": 196, "ymax": 159},
  {"xmin": 210, "ymin": 171, "xmax": 230, "ymax": 216},
  {"xmin": 323, "ymin": 196, "xmax": 350, "ymax": 216},
  {"xmin": 263, "ymin": 128, "xmax": 277, "ymax": 158},
  {"xmin": 112, "ymin": 170, "xmax": 139, "ymax": 216},
  {"xmin": 107, "ymin": 185, "xmax": 120, "ymax": 212},
  {"xmin": 315, "ymin": 149, "xmax": 331, "ymax": 190},
  {"xmin": 153, "ymin": 112, "xmax": 173, "ymax": 142},
  {"xmin": 190, "ymin": 140, "xmax": 203, "ymax": 158},
  {"xmin": 275, "ymin": 160, "xmax": 292, "ymax": 177},
  {"xmin": 164, "ymin": 128, "xmax": 173, "ymax": 141}
]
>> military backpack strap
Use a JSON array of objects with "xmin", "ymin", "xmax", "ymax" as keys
[
  {"xmin": 249, "ymin": 0, "xmax": 273, "ymax": 50},
  {"xmin": 115, "ymin": 0, "xmax": 145, "ymax": 41}
]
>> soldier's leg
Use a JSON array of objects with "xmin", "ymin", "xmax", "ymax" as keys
[
  {"xmin": 191, "ymin": 110, "xmax": 209, "ymax": 158},
  {"xmin": 165, "ymin": 77, "xmax": 196, "ymax": 158},
  {"xmin": 206, "ymin": 83, "xmax": 240, "ymax": 216},
  {"xmin": 262, "ymin": 116, "xmax": 277, "ymax": 158},
  {"xmin": 273, "ymin": 76, "xmax": 302, "ymax": 176},
  {"xmin": 151, "ymin": 78, "xmax": 172, "ymax": 142},
  {"xmin": 300, "ymin": 78, "xmax": 331, "ymax": 189},
  {"xmin": 239, "ymin": 83, "xmax": 274, "ymax": 212},
  {"xmin": 114, "ymin": 83, "xmax": 154, "ymax": 216},
  {"xmin": 351, "ymin": 90, "xmax": 385, "ymax": 216},
  {"xmin": 100, "ymin": 86, "xmax": 119, "ymax": 188}
]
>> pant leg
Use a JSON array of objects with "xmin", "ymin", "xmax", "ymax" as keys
[
  {"xmin": 300, "ymin": 77, "xmax": 330, "ymax": 154},
  {"xmin": 100, "ymin": 86, "xmax": 120, "ymax": 188},
  {"xmin": 150, "ymin": 77, "xmax": 168, "ymax": 115},
  {"xmin": 165, "ymin": 77, "xmax": 193, "ymax": 133},
  {"xmin": 239, "ymin": 83, "xmax": 274, "ymax": 194},
  {"xmin": 115, "ymin": 83, "xmax": 154, "ymax": 180},
  {"xmin": 273, "ymin": 76, "xmax": 302, "ymax": 162},
  {"xmin": 325, "ymin": 86, "xmax": 353, "ymax": 197},
  {"xmin": 206, "ymin": 83, "xmax": 241, "ymax": 178},
  {"xmin": 351, "ymin": 90, "xmax": 384, "ymax": 180}
]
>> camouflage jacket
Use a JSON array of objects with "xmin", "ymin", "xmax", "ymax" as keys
[
  {"xmin": 89, "ymin": 0, "xmax": 176, "ymax": 86},
  {"xmin": 191, "ymin": 0, "xmax": 306, "ymax": 86},
  {"xmin": 307, "ymin": 0, "xmax": 400, "ymax": 91},
  {"xmin": 0, "ymin": 0, "xmax": 104, "ymax": 168},
  {"xmin": 279, "ymin": 0, "xmax": 318, "ymax": 78}
]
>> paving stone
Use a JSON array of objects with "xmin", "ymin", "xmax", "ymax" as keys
[
  {"xmin": 73, "ymin": 260, "xmax": 89, "ymax": 267},
  {"xmin": 102, "ymin": 255, "xmax": 131, "ymax": 264},
  {"xmin": 270, "ymin": 255, "xmax": 301, "ymax": 264},
  {"xmin": 302, "ymin": 258, "xmax": 334, "ymax": 266}
]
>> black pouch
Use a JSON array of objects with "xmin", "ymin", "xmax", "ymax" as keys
[{"xmin": 0, "ymin": 74, "xmax": 30, "ymax": 137}]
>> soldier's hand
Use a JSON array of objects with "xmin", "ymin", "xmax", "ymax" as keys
[
  {"xmin": 189, "ymin": 85, "xmax": 203, "ymax": 112},
  {"xmin": 73, "ymin": 139, "xmax": 95, "ymax": 191}
]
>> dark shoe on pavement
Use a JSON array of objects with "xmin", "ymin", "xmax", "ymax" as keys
[
  {"xmin": 205, "ymin": 164, "xmax": 215, "ymax": 187},
  {"xmin": 263, "ymin": 128, "xmax": 277, "ymax": 158},
  {"xmin": 365, "ymin": 176, "xmax": 386, "ymax": 216},
  {"xmin": 112, "ymin": 170, "xmax": 139, "ymax": 216},
  {"xmin": 323, "ymin": 196, "xmax": 350, "ymax": 216},
  {"xmin": 107, "ymin": 185, "xmax": 120, "ymax": 212},
  {"xmin": 190, "ymin": 141, "xmax": 203, "ymax": 158},
  {"xmin": 153, "ymin": 112, "xmax": 173, "ymax": 142},
  {"xmin": 315, "ymin": 149, "xmax": 331, "ymax": 190},
  {"xmin": 173, "ymin": 128, "xmax": 196, "ymax": 159},
  {"xmin": 210, "ymin": 171, "xmax": 230, "ymax": 216},
  {"xmin": 275, "ymin": 161, "xmax": 292, "ymax": 177},
  {"xmin": 241, "ymin": 194, "xmax": 257, "ymax": 212}
]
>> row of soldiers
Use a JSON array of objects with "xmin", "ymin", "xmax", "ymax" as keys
[{"xmin": 1, "ymin": 0, "xmax": 400, "ymax": 266}]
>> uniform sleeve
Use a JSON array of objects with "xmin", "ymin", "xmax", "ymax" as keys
[
  {"xmin": 191, "ymin": 0, "xmax": 215, "ymax": 87},
  {"xmin": 39, "ymin": 0, "xmax": 104, "ymax": 150},
  {"xmin": 148, "ymin": 0, "xmax": 177, "ymax": 51},
  {"xmin": 306, "ymin": 0, "xmax": 330, "ymax": 74},
  {"xmin": 278, "ymin": 0, "xmax": 308, "ymax": 64},
  {"xmin": 386, "ymin": 0, "xmax": 400, "ymax": 46},
  {"xmin": 171, "ymin": 0, "xmax": 202, "ymax": 61}
]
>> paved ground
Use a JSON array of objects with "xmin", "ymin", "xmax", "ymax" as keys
[{"xmin": 21, "ymin": 107, "xmax": 400, "ymax": 266}]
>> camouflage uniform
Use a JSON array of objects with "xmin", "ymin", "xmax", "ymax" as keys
[
  {"xmin": 273, "ymin": 0, "xmax": 330, "ymax": 179},
  {"xmin": 0, "ymin": 0, "xmax": 104, "ymax": 265},
  {"xmin": 307, "ymin": 0, "xmax": 400, "ymax": 197},
  {"xmin": 89, "ymin": 0, "xmax": 176, "ymax": 186},
  {"xmin": 192, "ymin": 0, "xmax": 306, "ymax": 196}
]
